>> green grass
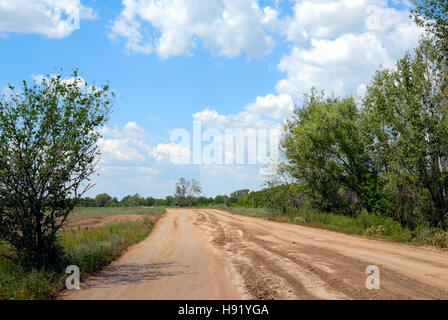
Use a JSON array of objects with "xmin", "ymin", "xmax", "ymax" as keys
[
  {"xmin": 61, "ymin": 219, "xmax": 156, "ymax": 275},
  {"xmin": 0, "ymin": 208, "xmax": 165, "ymax": 300},
  {"xmin": 223, "ymin": 206, "xmax": 448, "ymax": 248},
  {"xmin": 0, "ymin": 257, "xmax": 62, "ymax": 300}
]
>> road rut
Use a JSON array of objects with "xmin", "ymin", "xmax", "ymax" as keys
[{"xmin": 61, "ymin": 208, "xmax": 448, "ymax": 300}]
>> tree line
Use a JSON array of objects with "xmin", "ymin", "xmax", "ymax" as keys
[
  {"xmin": 76, "ymin": 187, "xmax": 265, "ymax": 208},
  {"xmin": 78, "ymin": 193, "xmax": 174, "ymax": 207}
]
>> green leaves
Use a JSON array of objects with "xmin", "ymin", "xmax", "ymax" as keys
[
  {"xmin": 173, "ymin": 177, "xmax": 202, "ymax": 207},
  {"xmin": 278, "ymin": 37, "xmax": 447, "ymax": 229},
  {"xmin": 364, "ymin": 38, "xmax": 448, "ymax": 227},
  {"xmin": 411, "ymin": 0, "xmax": 448, "ymax": 60},
  {"xmin": 0, "ymin": 71, "xmax": 113, "ymax": 270},
  {"xmin": 282, "ymin": 90, "xmax": 381, "ymax": 215}
]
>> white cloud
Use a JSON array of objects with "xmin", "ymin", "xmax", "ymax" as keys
[
  {"xmin": 100, "ymin": 122, "xmax": 148, "ymax": 140},
  {"xmin": 192, "ymin": 92, "xmax": 292, "ymax": 130},
  {"xmin": 274, "ymin": 0, "xmax": 423, "ymax": 100},
  {"xmin": 245, "ymin": 93, "xmax": 293, "ymax": 119},
  {"xmin": 109, "ymin": 0, "xmax": 276, "ymax": 58},
  {"xmin": 98, "ymin": 122, "xmax": 153, "ymax": 166},
  {"xmin": 152, "ymin": 142, "xmax": 190, "ymax": 162},
  {"xmin": 98, "ymin": 137, "xmax": 152, "ymax": 164},
  {"xmin": 192, "ymin": 108, "xmax": 277, "ymax": 130},
  {"xmin": 284, "ymin": 0, "xmax": 378, "ymax": 44},
  {"xmin": 89, "ymin": 122, "xmax": 193, "ymax": 198},
  {"xmin": 276, "ymin": 32, "xmax": 393, "ymax": 99},
  {"xmin": 188, "ymin": 0, "xmax": 422, "ymax": 130},
  {"xmin": 0, "ymin": 0, "xmax": 95, "ymax": 38},
  {"xmin": 123, "ymin": 121, "xmax": 148, "ymax": 137}
]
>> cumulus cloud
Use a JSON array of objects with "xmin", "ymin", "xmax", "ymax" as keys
[
  {"xmin": 98, "ymin": 122, "xmax": 153, "ymax": 166},
  {"xmin": 192, "ymin": 108, "xmax": 277, "ymax": 130},
  {"xmin": 109, "ymin": 0, "xmax": 276, "ymax": 58},
  {"xmin": 245, "ymin": 93, "xmax": 294, "ymax": 119},
  {"xmin": 100, "ymin": 121, "xmax": 148, "ymax": 139},
  {"xmin": 275, "ymin": 0, "xmax": 423, "ymax": 100},
  {"xmin": 98, "ymin": 137, "xmax": 152, "ymax": 164},
  {"xmin": 284, "ymin": 0, "xmax": 378, "ymax": 44},
  {"xmin": 152, "ymin": 142, "xmax": 190, "ymax": 163},
  {"xmin": 192, "ymin": 92, "xmax": 292, "ymax": 130},
  {"xmin": 184, "ymin": 0, "xmax": 422, "ymax": 133},
  {"xmin": 276, "ymin": 32, "xmax": 394, "ymax": 99},
  {"xmin": 0, "ymin": 0, "xmax": 95, "ymax": 38}
]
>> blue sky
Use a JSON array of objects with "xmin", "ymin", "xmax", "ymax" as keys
[{"xmin": 0, "ymin": 0, "xmax": 422, "ymax": 199}]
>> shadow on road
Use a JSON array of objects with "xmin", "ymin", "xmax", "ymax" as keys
[{"xmin": 81, "ymin": 262, "xmax": 188, "ymax": 289}]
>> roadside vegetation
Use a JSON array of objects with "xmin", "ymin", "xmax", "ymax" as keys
[
  {"xmin": 0, "ymin": 207, "xmax": 164, "ymax": 300},
  {"xmin": 221, "ymin": 206, "xmax": 448, "ymax": 248}
]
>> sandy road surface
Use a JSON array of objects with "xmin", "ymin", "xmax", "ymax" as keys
[{"xmin": 62, "ymin": 208, "xmax": 448, "ymax": 300}]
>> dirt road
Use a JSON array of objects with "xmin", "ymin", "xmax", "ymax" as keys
[{"xmin": 62, "ymin": 208, "xmax": 448, "ymax": 300}]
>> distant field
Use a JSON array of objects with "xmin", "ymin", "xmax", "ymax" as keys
[
  {"xmin": 65, "ymin": 207, "xmax": 166, "ymax": 230},
  {"xmin": 71, "ymin": 206, "xmax": 166, "ymax": 217}
]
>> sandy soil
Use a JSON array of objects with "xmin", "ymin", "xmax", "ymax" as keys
[{"xmin": 61, "ymin": 208, "xmax": 448, "ymax": 300}]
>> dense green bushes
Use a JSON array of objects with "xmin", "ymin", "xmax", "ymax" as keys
[{"xmin": 277, "ymin": 37, "xmax": 448, "ymax": 231}]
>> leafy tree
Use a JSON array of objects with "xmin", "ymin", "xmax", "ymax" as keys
[
  {"xmin": 281, "ymin": 90, "xmax": 386, "ymax": 215},
  {"xmin": 120, "ymin": 193, "xmax": 145, "ymax": 207},
  {"xmin": 120, "ymin": 195, "xmax": 132, "ymax": 207},
  {"xmin": 0, "ymin": 71, "xmax": 113, "ymax": 269},
  {"xmin": 165, "ymin": 195, "xmax": 174, "ymax": 206},
  {"xmin": 174, "ymin": 177, "xmax": 202, "ymax": 207},
  {"xmin": 363, "ymin": 38, "xmax": 448, "ymax": 227},
  {"xmin": 263, "ymin": 182, "xmax": 291, "ymax": 214},
  {"xmin": 262, "ymin": 164, "xmax": 299, "ymax": 214},
  {"xmin": 197, "ymin": 196, "xmax": 207, "ymax": 206},
  {"xmin": 79, "ymin": 197, "xmax": 96, "ymax": 207},
  {"xmin": 229, "ymin": 189, "xmax": 249, "ymax": 205},
  {"xmin": 95, "ymin": 193, "xmax": 112, "ymax": 207},
  {"xmin": 145, "ymin": 196, "xmax": 155, "ymax": 206},
  {"xmin": 214, "ymin": 195, "xmax": 227, "ymax": 205},
  {"xmin": 411, "ymin": 0, "xmax": 448, "ymax": 59}
]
